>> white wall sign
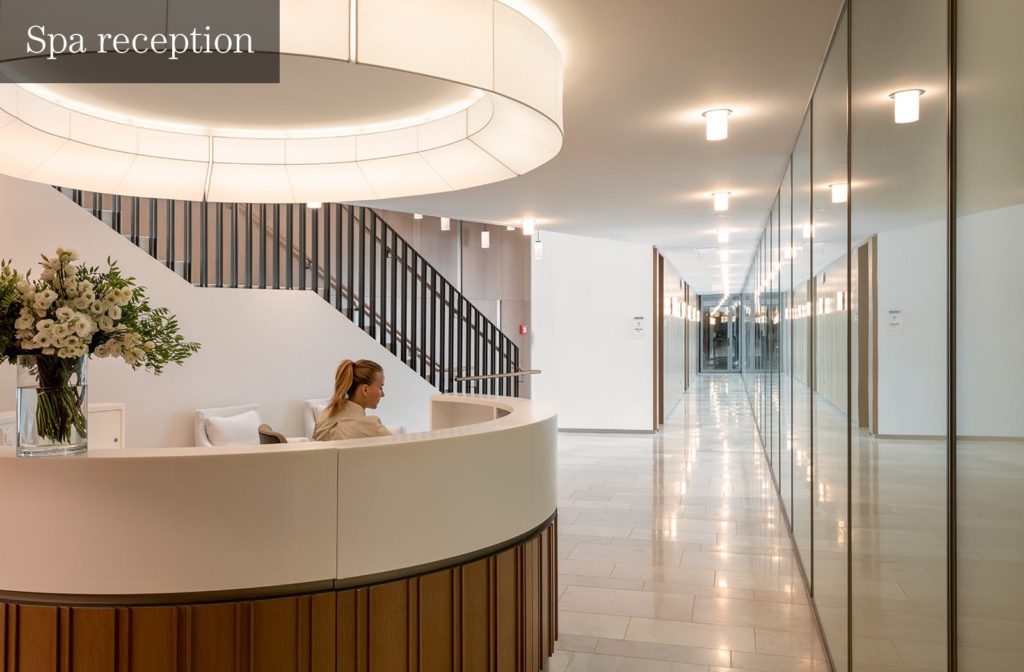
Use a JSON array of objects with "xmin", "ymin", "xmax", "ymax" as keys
[
  {"xmin": 633, "ymin": 315, "xmax": 646, "ymax": 339},
  {"xmin": 886, "ymin": 309, "xmax": 904, "ymax": 334}
]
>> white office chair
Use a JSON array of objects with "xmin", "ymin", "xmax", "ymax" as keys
[{"xmin": 194, "ymin": 404, "xmax": 261, "ymax": 447}]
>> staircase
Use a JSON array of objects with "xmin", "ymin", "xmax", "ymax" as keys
[{"xmin": 58, "ymin": 188, "xmax": 522, "ymax": 396}]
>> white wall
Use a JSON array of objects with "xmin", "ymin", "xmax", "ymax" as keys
[
  {"xmin": 877, "ymin": 217, "xmax": 946, "ymax": 436},
  {"xmin": 531, "ymin": 231, "xmax": 653, "ymax": 431},
  {"xmin": 0, "ymin": 176, "xmax": 435, "ymax": 447},
  {"xmin": 957, "ymin": 203, "xmax": 1024, "ymax": 437}
]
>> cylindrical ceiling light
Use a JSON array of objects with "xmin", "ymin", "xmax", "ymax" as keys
[
  {"xmin": 702, "ymin": 109, "xmax": 732, "ymax": 141},
  {"xmin": 534, "ymin": 233, "xmax": 544, "ymax": 260},
  {"xmin": 481, "ymin": 226, "xmax": 490, "ymax": 249},
  {"xmin": 440, "ymin": 216, "xmax": 451, "ymax": 231},
  {"xmin": 890, "ymin": 89, "xmax": 924, "ymax": 124},
  {"xmin": 0, "ymin": 1, "xmax": 565, "ymax": 204},
  {"xmin": 521, "ymin": 218, "xmax": 536, "ymax": 236},
  {"xmin": 713, "ymin": 192, "xmax": 730, "ymax": 212},
  {"xmin": 802, "ymin": 222, "xmax": 812, "ymax": 239},
  {"xmin": 306, "ymin": 201, "xmax": 322, "ymax": 209},
  {"xmin": 413, "ymin": 213, "xmax": 424, "ymax": 220},
  {"xmin": 718, "ymin": 228, "xmax": 730, "ymax": 244},
  {"xmin": 830, "ymin": 183, "xmax": 848, "ymax": 203}
]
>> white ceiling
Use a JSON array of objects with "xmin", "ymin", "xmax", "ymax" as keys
[{"xmin": 366, "ymin": 0, "xmax": 845, "ymax": 294}]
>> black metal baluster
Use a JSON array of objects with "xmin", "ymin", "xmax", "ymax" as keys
[
  {"xmin": 346, "ymin": 207, "xmax": 355, "ymax": 320},
  {"xmin": 390, "ymin": 228, "xmax": 398, "ymax": 355},
  {"xmin": 401, "ymin": 239, "xmax": 408, "ymax": 364},
  {"xmin": 285, "ymin": 205, "xmax": 293, "ymax": 290},
  {"xmin": 379, "ymin": 218, "xmax": 388, "ymax": 348},
  {"xmin": 245, "ymin": 203, "xmax": 253, "ymax": 288},
  {"xmin": 368, "ymin": 211, "xmax": 377, "ymax": 338},
  {"xmin": 130, "ymin": 197, "xmax": 140, "ymax": 247},
  {"xmin": 335, "ymin": 205, "xmax": 344, "ymax": 311},
  {"xmin": 230, "ymin": 203, "xmax": 238, "ymax": 287},
  {"xmin": 311, "ymin": 207, "xmax": 319, "ymax": 295},
  {"xmin": 409, "ymin": 250, "xmax": 418, "ymax": 371},
  {"xmin": 259, "ymin": 204, "xmax": 267, "ymax": 289},
  {"xmin": 184, "ymin": 202, "xmax": 193, "ymax": 283},
  {"xmin": 419, "ymin": 257, "xmax": 428, "ymax": 379},
  {"xmin": 272, "ymin": 205, "xmax": 281, "ymax": 289},
  {"xmin": 448, "ymin": 284, "xmax": 456, "ymax": 392},
  {"xmin": 298, "ymin": 206, "xmax": 307, "ymax": 291},
  {"xmin": 199, "ymin": 203, "xmax": 208, "ymax": 287},
  {"xmin": 215, "ymin": 203, "xmax": 224, "ymax": 286},
  {"xmin": 429, "ymin": 268, "xmax": 438, "ymax": 387},
  {"xmin": 358, "ymin": 208, "xmax": 367, "ymax": 329},
  {"xmin": 150, "ymin": 199, "xmax": 161, "ymax": 261},
  {"xmin": 112, "ymin": 195, "xmax": 122, "ymax": 234},
  {"xmin": 323, "ymin": 205, "xmax": 332, "ymax": 302},
  {"xmin": 166, "ymin": 200, "xmax": 175, "ymax": 273}
]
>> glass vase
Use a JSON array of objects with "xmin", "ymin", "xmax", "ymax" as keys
[{"xmin": 16, "ymin": 354, "xmax": 88, "ymax": 457}]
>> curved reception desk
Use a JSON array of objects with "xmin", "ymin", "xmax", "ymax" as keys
[{"xmin": 0, "ymin": 395, "xmax": 558, "ymax": 671}]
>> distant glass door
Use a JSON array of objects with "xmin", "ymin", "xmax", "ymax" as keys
[{"xmin": 700, "ymin": 294, "xmax": 740, "ymax": 372}]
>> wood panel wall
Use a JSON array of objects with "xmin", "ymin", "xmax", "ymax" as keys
[{"xmin": 0, "ymin": 520, "xmax": 556, "ymax": 672}]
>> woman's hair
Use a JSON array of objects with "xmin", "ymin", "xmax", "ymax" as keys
[{"xmin": 325, "ymin": 359, "xmax": 383, "ymax": 416}]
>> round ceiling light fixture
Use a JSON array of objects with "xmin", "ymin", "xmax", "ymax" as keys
[{"xmin": 0, "ymin": 0, "xmax": 564, "ymax": 203}]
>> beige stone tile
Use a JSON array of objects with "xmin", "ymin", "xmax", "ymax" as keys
[
  {"xmin": 560, "ymin": 573, "xmax": 646, "ymax": 591},
  {"xmin": 625, "ymin": 616, "xmax": 757, "ymax": 653},
  {"xmin": 612, "ymin": 563, "xmax": 716, "ymax": 586},
  {"xmin": 753, "ymin": 628, "xmax": 821, "ymax": 657},
  {"xmin": 564, "ymin": 652, "xmax": 705, "ymax": 672},
  {"xmin": 559, "ymin": 611, "xmax": 631, "ymax": 639},
  {"xmin": 560, "ymin": 558, "xmax": 617, "ymax": 578},
  {"xmin": 556, "ymin": 633, "xmax": 600, "ymax": 653},
  {"xmin": 549, "ymin": 650, "xmax": 573, "ymax": 672},
  {"xmin": 570, "ymin": 542, "xmax": 684, "ymax": 566},
  {"xmin": 691, "ymin": 596, "xmax": 817, "ymax": 634},
  {"xmin": 730, "ymin": 650, "xmax": 816, "ymax": 672},
  {"xmin": 891, "ymin": 640, "xmax": 946, "ymax": 671},
  {"xmin": 851, "ymin": 637, "xmax": 903, "ymax": 666},
  {"xmin": 643, "ymin": 580, "xmax": 755, "ymax": 601},
  {"xmin": 561, "ymin": 585, "xmax": 695, "ymax": 622},
  {"xmin": 595, "ymin": 637, "xmax": 732, "ymax": 667}
]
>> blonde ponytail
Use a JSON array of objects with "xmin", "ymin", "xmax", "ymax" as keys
[{"xmin": 325, "ymin": 359, "xmax": 383, "ymax": 416}]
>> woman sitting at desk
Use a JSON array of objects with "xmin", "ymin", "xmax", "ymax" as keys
[{"xmin": 313, "ymin": 359, "xmax": 392, "ymax": 441}]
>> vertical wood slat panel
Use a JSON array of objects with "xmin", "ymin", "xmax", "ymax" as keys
[
  {"xmin": 368, "ymin": 582, "xmax": 407, "ymax": 671},
  {"xmin": 69, "ymin": 608, "xmax": 116, "ymax": 672},
  {"xmin": 251, "ymin": 598, "xmax": 298, "ymax": 672},
  {"xmin": 18, "ymin": 605, "xmax": 58, "ymax": 672},
  {"xmin": 418, "ymin": 571, "xmax": 453, "ymax": 671},
  {"xmin": 461, "ymin": 559, "xmax": 489, "ymax": 672},
  {"xmin": 0, "ymin": 521, "xmax": 556, "ymax": 672}
]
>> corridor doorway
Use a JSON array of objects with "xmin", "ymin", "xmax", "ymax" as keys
[{"xmin": 700, "ymin": 294, "xmax": 740, "ymax": 372}]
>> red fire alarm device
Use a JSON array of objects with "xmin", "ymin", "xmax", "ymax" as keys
[{"xmin": 519, "ymin": 324, "xmax": 529, "ymax": 335}]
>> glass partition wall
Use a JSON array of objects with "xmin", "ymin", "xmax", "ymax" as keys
[{"xmin": 739, "ymin": 1, "xmax": 1021, "ymax": 670}]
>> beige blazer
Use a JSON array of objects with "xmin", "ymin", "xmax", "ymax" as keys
[{"xmin": 312, "ymin": 401, "xmax": 392, "ymax": 441}]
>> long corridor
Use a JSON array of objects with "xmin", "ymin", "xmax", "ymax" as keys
[{"xmin": 552, "ymin": 373, "xmax": 829, "ymax": 672}]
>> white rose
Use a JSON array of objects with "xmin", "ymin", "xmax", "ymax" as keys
[
  {"xmin": 20, "ymin": 339, "xmax": 37, "ymax": 350},
  {"xmin": 35, "ymin": 318, "xmax": 55, "ymax": 333},
  {"xmin": 55, "ymin": 306, "xmax": 73, "ymax": 320},
  {"xmin": 41, "ymin": 347, "xmax": 55, "ymax": 355},
  {"xmin": 107, "ymin": 305, "xmax": 122, "ymax": 320},
  {"xmin": 98, "ymin": 316, "xmax": 114, "ymax": 332},
  {"xmin": 33, "ymin": 333, "xmax": 52, "ymax": 347},
  {"xmin": 14, "ymin": 315, "xmax": 33, "ymax": 329},
  {"xmin": 73, "ymin": 318, "xmax": 95, "ymax": 338},
  {"xmin": 144, "ymin": 340, "xmax": 156, "ymax": 351},
  {"xmin": 51, "ymin": 323, "xmax": 69, "ymax": 339}
]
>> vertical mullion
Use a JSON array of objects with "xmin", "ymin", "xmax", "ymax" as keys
[
  {"xmin": 166, "ymin": 200, "xmax": 175, "ymax": 272},
  {"xmin": 130, "ymin": 196, "xmax": 140, "ymax": 247},
  {"xmin": 112, "ymin": 194, "xmax": 122, "ymax": 234}
]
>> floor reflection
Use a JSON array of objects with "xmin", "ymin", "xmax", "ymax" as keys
[{"xmin": 552, "ymin": 372, "xmax": 829, "ymax": 671}]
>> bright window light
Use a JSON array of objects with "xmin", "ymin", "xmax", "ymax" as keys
[
  {"xmin": 713, "ymin": 192, "xmax": 730, "ymax": 212},
  {"xmin": 522, "ymin": 218, "xmax": 536, "ymax": 236},
  {"xmin": 830, "ymin": 183, "xmax": 848, "ymax": 203},
  {"xmin": 718, "ymin": 228, "xmax": 730, "ymax": 243},
  {"xmin": 440, "ymin": 216, "xmax": 451, "ymax": 231},
  {"xmin": 891, "ymin": 89, "xmax": 924, "ymax": 124}
]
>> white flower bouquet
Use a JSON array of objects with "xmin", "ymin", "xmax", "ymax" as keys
[{"xmin": 0, "ymin": 248, "xmax": 200, "ymax": 445}]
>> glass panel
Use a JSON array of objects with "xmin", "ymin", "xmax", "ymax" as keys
[
  {"xmin": 780, "ymin": 163, "xmax": 794, "ymax": 524},
  {"xmin": 850, "ymin": 0, "xmax": 949, "ymax": 669},
  {"xmin": 811, "ymin": 10, "xmax": 850, "ymax": 669},
  {"xmin": 792, "ymin": 111, "xmax": 814, "ymax": 588},
  {"xmin": 957, "ymin": 1, "xmax": 1024, "ymax": 670}
]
